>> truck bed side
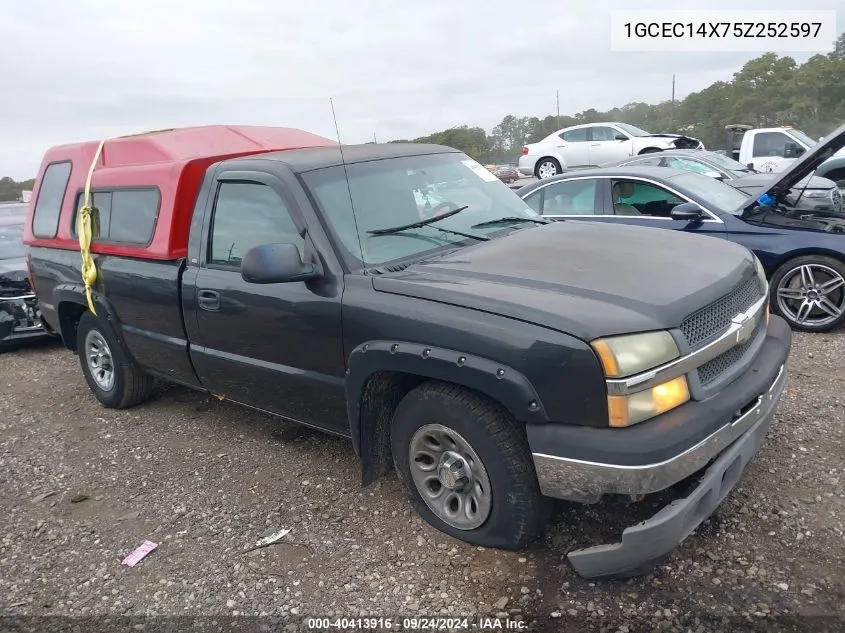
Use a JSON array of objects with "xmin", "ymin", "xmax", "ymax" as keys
[{"xmin": 28, "ymin": 247, "xmax": 201, "ymax": 388}]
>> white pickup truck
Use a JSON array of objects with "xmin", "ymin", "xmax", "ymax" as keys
[{"xmin": 729, "ymin": 125, "xmax": 845, "ymax": 175}]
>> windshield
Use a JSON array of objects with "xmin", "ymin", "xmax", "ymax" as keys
[
  {"xmin": 0, "ymin": 222, "xmax": 26, "ymax": 260},
  {"xmin": 616, "ymin": 123, "xmax": 651, "ymax": 137},
  {"xmin": 787, "ymin": 129, "xmax": 817, "ymax": 148},
  {"xmin": 301, "ymin": 152, "xmax": 541, "ymax": 267},
  {"xmin": 669, "ymin": 172, "xmax": 751, "ymax": 215},
  {"xmin": 704, "ymin": 152, "xmax": 755, "ymax": 174}
]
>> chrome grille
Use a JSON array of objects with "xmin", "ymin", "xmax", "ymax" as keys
[
  {"xmin": 697, "ymin": 316, "xmax": 766, "ymax": 388},
  {"xmin": 680, "ymin": 274, "xmax": 764, "ymax": 349},
  {"xmin": 832, "ymin": 188, "xmax": 842, "ymax": 213}
]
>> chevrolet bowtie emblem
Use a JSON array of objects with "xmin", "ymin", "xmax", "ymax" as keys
[{"xmin": 733, "ymin": 312, "xmax": 755, "ymax": 345}]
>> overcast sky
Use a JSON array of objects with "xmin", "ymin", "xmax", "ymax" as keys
[{"xmin": 1, "ymin": 0, "xmax": 842, "ymax": 179}]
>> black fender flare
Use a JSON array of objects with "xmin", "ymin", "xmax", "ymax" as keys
[
  {"xmin": 52, "ymin": 285, "xmax": 137, "ymax": 365},
  {"xmin": 345, "ymin": 340, "xmax": 549, "ymax": 457}
]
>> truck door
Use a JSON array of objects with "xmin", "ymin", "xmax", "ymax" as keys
[
  {"xmin": 186, "ymin": 170, "xmax": 348, "ymax": 435},
  {"xmin": 746, "ymin": 131, "xmax": 801, "ymax": 173}
]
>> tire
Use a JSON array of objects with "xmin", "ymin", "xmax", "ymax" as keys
[
  {"xmin": 76, "ymin": 311, "xmax": 154, "ymax": 408},
  {"xmin": 535, "ymin": 158, "xmax": 561, "ymax": 180},
  {"xmin": 390, "ymin": 381, "xmax": 552, "ymax": 549},
  {"xmin": 769, "ymin": 255, "xmax": 845, "ymax": 333}
]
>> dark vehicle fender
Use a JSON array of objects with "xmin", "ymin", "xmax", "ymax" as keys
[
  {"xmin": 52, "ymin": 285, "xmax": 137, "ymax": 364},
  {"xmin": 346, "ymin": 340, "xmax": 548, "ymax": 486}
]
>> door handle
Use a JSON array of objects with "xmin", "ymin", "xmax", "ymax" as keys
[
  {"xmin": 197, "ymin": 289, "xmax": 221, "ymax": 311},
  {"xmin": 590, "ymin": 143, "xmax": 600, "ymax": 146}
]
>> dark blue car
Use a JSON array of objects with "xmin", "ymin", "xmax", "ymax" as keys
[{"xmin": 516, "ymin": 125, "xmax": 845, "ymax": 333}]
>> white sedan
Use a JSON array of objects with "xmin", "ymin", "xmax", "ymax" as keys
[{"xmin": 518, "ymin": 122, "xmax": 704, "ymax": 179}]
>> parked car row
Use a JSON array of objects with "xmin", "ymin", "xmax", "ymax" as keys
[
  {"xmin": 607, "ymin": 149, "xmax": 842, "ymax": 215},
  {"xmin": 11, "ymin": 121, "xmax": 842, "ymax": 581},
  {"xmin": 515, "ymin": 133, "xmax": 845, "ymax": 333},
  {"xmin": 0, "ymin": 203, "xmax": 52, "ymax": 350},
  {"xmin": 518, "ymin": 122, "xmax": 704, "ymax": 179}
]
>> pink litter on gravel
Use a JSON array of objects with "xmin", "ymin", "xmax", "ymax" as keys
[{"xmin": 122, "ymin": 540, "xmax": 158, "ymax": 567}]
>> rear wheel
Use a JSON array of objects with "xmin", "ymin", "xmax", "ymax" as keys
[
  {"xmin": 535, "ymin": 158, "xmax": 561, "ymax": 179},
  {"xmin": 391, "ymin": 381, "xmax": 551, "ymax": 549},
  {"xmin": 770, "ymin": 255, "xmax": 845, "ymax": 332},
  {"xmin": 77, "ymin": 311, "xmax": 154, "ymax": 407}
]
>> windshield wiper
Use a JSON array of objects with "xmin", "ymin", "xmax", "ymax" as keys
[
  {"xmin": 470, "ymin": 216, "xmax": 550, "ymax": 229},
  {"xmin": 367, "ymin": 205, "xmax": 489, "ymax": 242}
]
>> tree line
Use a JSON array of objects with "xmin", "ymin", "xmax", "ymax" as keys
[
  {"xmin": 0, "ymin": 177, "xmax": 35, "ymax": 203},
  {"xmin": 392, "ymin": 32, "xmax": 845, "ymax": 165}
]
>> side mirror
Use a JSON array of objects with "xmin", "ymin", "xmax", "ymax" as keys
[
  {"xmin": 670, "ymin": 202, "xmax": 705, "ymax": 221},
  {"xmin": 615, "ymin": 134, "xmax": 629, "ymax": 141},
  {"xmin": 703, "ymin": 170, "xmax": 725, "ymax": 180},
  {"xmin": 783, "ymin": 142, "xmax": 804, "ymax": 158},
  {"xmin": 240, "ymin": 243, "xmax": 319, "ymax": 284}
]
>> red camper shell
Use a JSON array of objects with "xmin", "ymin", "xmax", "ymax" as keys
[{"xmin": 22, "ymin": 125, "xmax": 337, "ymax": 260}]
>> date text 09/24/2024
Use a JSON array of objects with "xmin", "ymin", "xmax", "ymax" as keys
[{"xmin": 306, "ymin": 617, "xmax": 527, "ymax": 630}]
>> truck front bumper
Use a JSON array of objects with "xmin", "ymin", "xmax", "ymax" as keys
[{"xmin": 527, "ymin": 315, "xmax": 791, "ymax": 579}]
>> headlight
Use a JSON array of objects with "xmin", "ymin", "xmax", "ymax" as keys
[
  {"xmin": 608, "ymin": 376, "xmax": 690, "ymax": 427},
  {"xmin": 753, "ymin": 254, "xmax": 767, "ymax": 286},
  {"xmin": 592, "ymin": 330, "xmax": 688, "ymax": 428},
  {"xmin": 752, "ymin": 255, "xmax": 770, "ymax": 325},
  {"xmin": 591, "ymin": 331, "xmax": 680, "ymax": 378}
]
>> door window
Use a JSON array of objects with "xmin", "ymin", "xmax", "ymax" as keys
[
  {"xmin": 751, "ymin": 132, "xmax": 791, "ymax": 158},
  {"xmin": 589, "ymin": 126, "xmax": 619, "ymax": 142},
  {"xmin": 537, "ymin": 179, "xmax": 599, "ymax": 215},
  {"xmin": 560, "ymin": 128, "xmax": 588, "ymax": 142},
  {"xmin": 610, "ymin": 180, "xmax": 685, "ymax": 217},
  {"xmin": 209, "ymin": 182, "xmax": 303, "ymax": 267}
]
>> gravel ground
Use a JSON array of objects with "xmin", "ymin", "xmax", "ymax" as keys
[{"xmin": 0, "ymin": 331, "xmax": 843, "ymax": 632}]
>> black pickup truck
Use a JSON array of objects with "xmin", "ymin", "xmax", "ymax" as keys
[{"xmin": 23, "ymin": 126, "xmax": 791, "ymax": 579}]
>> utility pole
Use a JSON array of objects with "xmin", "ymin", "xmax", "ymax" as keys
[
  {"xmin": 373, "ymin": 131, "xmax": 378, "ymax": 143},
  {"xmin": 671, "ymin": 74, "xmax": 676, "ymax": 129},
  {"xmin": 556, "ymin": 90, "xmax": 560, "ymax": 128}
]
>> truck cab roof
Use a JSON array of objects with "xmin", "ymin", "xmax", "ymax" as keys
[{"xmin": 230, "ymin": 143, "xmax": 459, "ymax": 174}]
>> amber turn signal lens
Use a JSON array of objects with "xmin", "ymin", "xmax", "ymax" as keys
[
  {"xmin": 591, "ymin": 338, "xmax": 619, "ymax": 377},
  {"xmin": 607, "ymin": 376, "xmax": 690, "ymax": 428}
]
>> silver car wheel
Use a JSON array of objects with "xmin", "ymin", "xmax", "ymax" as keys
[
  {"xmin": 408, "ymin": 423, "xmax": 492, "ymax": 531},
  {"xmin": 537, "ymin": 161, "xmax": 558, "ymax": 179},
  {"xmin": 85, "ymin": 330, "xmax": 116, "ymax": 392},
  {"xmin": 776, "ymin": 263, "xmax": 845, "ymax": 328}
]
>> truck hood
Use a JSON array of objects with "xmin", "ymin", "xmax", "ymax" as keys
[
  {"xmin": 742, "ymin": 122, "xmax": 845, "ymax": 210},
  {"xmin": 371, "ymin": 221, "xmax": 755, "ymax": 342}
]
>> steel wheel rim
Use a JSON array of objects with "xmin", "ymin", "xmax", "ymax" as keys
[
  {"xmin": 408, "ymin": 423, "xmax": 492, "ymax": 530},
  {"xmin": 776, "ymin": 263, "xmax": 845, "ymax": 328},
  {"xmin": 85, "ymin": 330, "xmax": 115, "ymax": 391},
  {"xmin": 537, "ymin": 161, "xmax": 557, "ymax": 179}
]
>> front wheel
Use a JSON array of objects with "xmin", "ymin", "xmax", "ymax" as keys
[
  {"xmin": 76, "ymin": 311, "xmax": 154, "ymax": 408},
  {"xmin": 770, "ymin": 255, "xmax": 845, "ymax": 332},
  {"xmin": 391, "ymin": 382, "xmax": 551, "ymax": 549}
]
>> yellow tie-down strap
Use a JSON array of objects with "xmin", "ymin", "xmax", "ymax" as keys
[
  {"xmin": 77, "ymin": 139, "xmax": 105, "ymax": 316},
  {"xmin": 75, "ymin": 128, "xmax": 182, "ymax": 315}
]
